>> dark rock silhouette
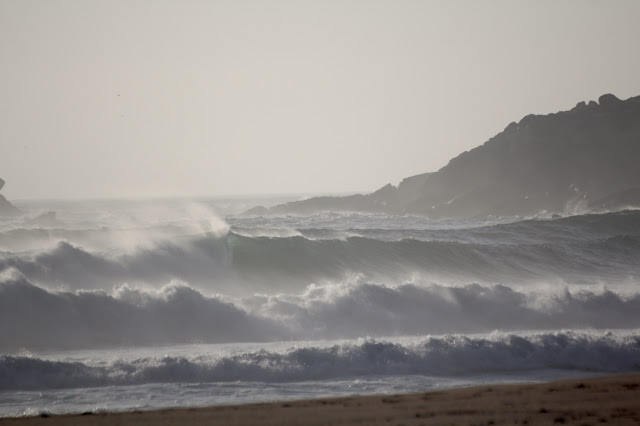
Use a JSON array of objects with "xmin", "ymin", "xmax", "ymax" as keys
[
  {"xmin": 251, "ymin": 93, "xmax": 640, "ymax": 218},
  {"xmin": 0, "ymin": 178, "xmax": 21, "ymax": 216}
]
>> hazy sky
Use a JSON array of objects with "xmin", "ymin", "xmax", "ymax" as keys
[{"xmin": 1, "ymin": 0, "xmax": 639, "ymax": 199}]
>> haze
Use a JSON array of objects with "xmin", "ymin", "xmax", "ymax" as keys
[{"xmin": 1, "ymin": 0, "xmax": 639, "ymax": 200}]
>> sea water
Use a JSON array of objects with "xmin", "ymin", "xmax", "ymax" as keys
[{"xmin": 1, "ymin": 197, "xmax": 639, "ymax": 416}]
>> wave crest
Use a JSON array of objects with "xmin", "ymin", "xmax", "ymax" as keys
[{"xmin": 2, "ymin": 277, "xmax": 640, "ymax": 351}]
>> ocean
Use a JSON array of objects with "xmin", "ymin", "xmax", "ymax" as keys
[{"xmin": 1, "ymin": 197, "xmax": 639, "ymax": 417}]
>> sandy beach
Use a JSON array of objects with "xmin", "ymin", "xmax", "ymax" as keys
[{"xmin": 2, "ymin": 374, "xmax": 638, "ymax": 425}]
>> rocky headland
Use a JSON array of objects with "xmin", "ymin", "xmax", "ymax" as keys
[{"xmin": 250, "ymin": 93, "xmax": 640, "ymax": 218}]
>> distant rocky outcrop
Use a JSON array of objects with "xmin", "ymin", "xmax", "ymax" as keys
[
  {"xmin": 0, "ymin": 178, "xmax": 21, "ymax": 216},
  {"xmin": 248, "ymin": 93, "xmax": 640, "ymax": 218}
]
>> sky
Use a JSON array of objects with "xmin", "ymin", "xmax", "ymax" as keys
[{"xmin": 1, "ymin": 0, "xmax": 640, "ymax": 200}]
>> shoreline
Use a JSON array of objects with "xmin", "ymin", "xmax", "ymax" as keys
[{"xmin": 1, "ymin": 374, "xmax": 639, "ymax": 425}]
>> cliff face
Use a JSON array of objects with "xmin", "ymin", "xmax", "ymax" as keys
[
  {"xmin": 0, "ymin": 178, "xmax": 21, "ymax": 216},
  {"xmin": 257, "ymin": 93, "xmax": 640, "ymax": 218}
]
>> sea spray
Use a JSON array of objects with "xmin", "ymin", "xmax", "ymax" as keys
[{"xmin": 2, "ymin": 199, "xmax": 640, "ymax": 416}]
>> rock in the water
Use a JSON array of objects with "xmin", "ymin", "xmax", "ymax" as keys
[{"xmin": 0, "ymin": 178, "xmax": 21, "ymax": 216}]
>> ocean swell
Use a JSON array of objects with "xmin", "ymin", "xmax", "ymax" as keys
[{"xmin": 229, "ymin": 232, "xmax": 640, "ymax": 286}]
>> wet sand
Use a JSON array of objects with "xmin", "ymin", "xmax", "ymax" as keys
[{"xmin": 2, "ymin": 374, "xmax": 639, "ymax": 425}]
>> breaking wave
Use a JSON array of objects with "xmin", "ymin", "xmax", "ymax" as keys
[
  {"xmin": 0, "ymin": 236, "xmax": 234, "ymax": 290},
  {"xmin": 2, "ymin": 331, "xmax": 639, "ymax": 390},
  {"xmin": 2, "ymin": 208, "xmax": 640, "ymax": 351},
  {"xmin": 3, "ymin": 200, "xmax": 640, "ymax": 416},
  {"xmin": 3, "ymin": 210, "xmax": 640, "ymax": 291},
  {"xmin": 2, "ymin": 276, "xmax": 640, "ymax": 352},
  {"xmin": 0, "ymin": 276, "xmax": 283, "ymax": 352}
]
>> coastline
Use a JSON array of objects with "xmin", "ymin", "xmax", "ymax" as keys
[{"xmin": 2, "ymin": 374, "xmax": 638, "ymax": 425}]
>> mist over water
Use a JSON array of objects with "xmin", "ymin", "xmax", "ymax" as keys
[{"xmin": 1, "ymin": 198, "xmax": 639, "ymax": 416}]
